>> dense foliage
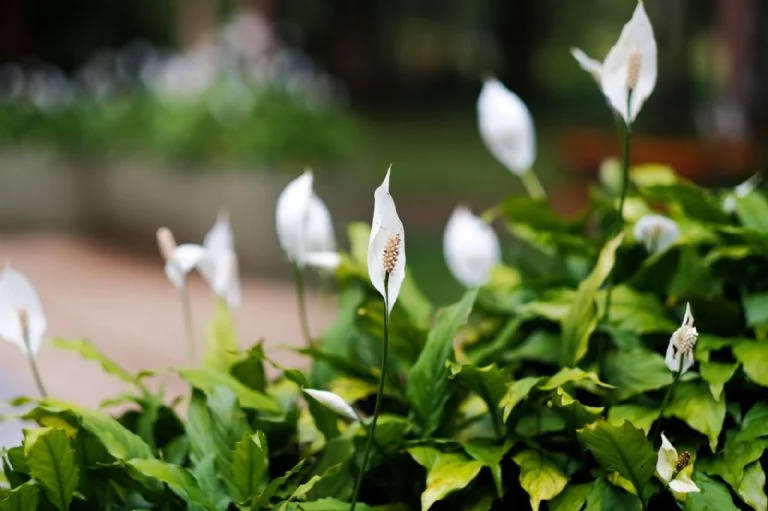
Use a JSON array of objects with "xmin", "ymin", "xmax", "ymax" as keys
[{"xmin": 1, "ymin": 163, "xmax": 767, "ymax": 510}]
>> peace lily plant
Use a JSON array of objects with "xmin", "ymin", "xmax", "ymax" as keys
[{"xmin": 1, "ymin": 2, "xmax": 767, "ymax": 510}]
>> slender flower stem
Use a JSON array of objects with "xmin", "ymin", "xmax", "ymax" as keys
[
  {"xmin": 180, "ymin": 286, "xmax": 196, "ymax": 362},
  {"xmin": 351, "ymin": 275, "xmax": 390, "ymax": 511},
  {"xmin": 292, "ymin": 262, "xmax": 313, "ymax": 347},
  {"xmin": 23, "ymin": 336, "xmax": 47, "ymax": 398},
  {"xmin": 652, "ymin": 356, "xmax": 684, "ymax": 442},
  {"xmin": 520, "ymin": 169, "xmax": 547, "ymax": 200}
]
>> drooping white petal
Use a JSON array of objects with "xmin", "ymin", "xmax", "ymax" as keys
[
  {"xmin": 211, "ymin": 250, "xmax": 241, "ymax": 308},
  {"xmin": 633, "ymin": 214, "xmax": 680, "ymax": 253},
  {"xmin": 203, "ymin": 211, "xmax": 234, "ymax": 254},
  {"xmin": 305, "ymin": 194, "xmax": 336, "ymax": 254},
  {"xmin": 303, "ymin": 252, "xmax": 341, "ymax": 271},
  {"xmin": 570, "ymin": 47, "xmax": 602, "ymax": 83},
  {"xmin": 367, "ymin": 168, "xmax": 406, "ymax": 314},
  {"xmin": 656, "ymin": 433, "xmax": 678, "ymax": 483},
  {"xmin": 669, "ymin": 474, "xmax": 700, "ymax": 493},
  {"xmin": 443, "ymin": 206, "xmax": 501, "ymax": 288},
  {"xmin": 302, "ymin": 388, "xmax": 359, "ymax": 422},
  {"xmin": 165, "ymin": 244, "xmax": 207, "ymax": 290},
  {"xmin": 275, "ymin": 171, "xmax": 314, "ymax": 265},
  {"xmin": 600, "ymin": 1, "xmax": 657, "ymax": 123},
  {"xmin": 477, "ymin": 78, "xmax": 537, "ymax": 175},
  {"xmin": 0, "ymin": 266, "xmax": 47, "ymax": 355}
]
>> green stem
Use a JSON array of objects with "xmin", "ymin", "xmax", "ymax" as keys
[
  {"xmin": 519, "ymin": 169, "xmax": 547, "ymax": 200},
  {"xmin": 351, "ymin": 275, "xmax": 390, "ymax": 511},
  {"xmin": 292, "ymin": 262, "xmax": 313, "ymax": 347},
  {"xmin": 23, "ymin": 335, "xmax": 47, "ymax": 398},
  {"xmin": 652, "ymin": 355, "xmax": 684, "ymax": 442},
  {"xmin": 180, "ymin": 286, "xmax": 196, "ymax": 362}
]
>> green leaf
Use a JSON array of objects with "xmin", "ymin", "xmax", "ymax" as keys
[
  {"xmin": 0, "ymin": 481, "xmax": 40, "ymax": 511},
  {"xmin": 24, "ymin": 428, "xmax": 78, "ymax": 511},
  {"xmin": 462, "ymin": 439, "xmax": 512, "ymax": 497},
  {"xmin": 512, "ymin": 450, "xmax": 569, "ymax": 511},
  {"xmin": 250, "ymin": 459, "xmax": 305, "ymax": 509},
  {"xmin": 664, "ymin": 381, "xmax": 725, "ymax": 451},
  {"xmin": 448, "ymin": 362, "xmax": 507, "ymax": 414},
  {"xmin": 735, "ymin": 402, "xmax": 768, "ymax": 443},
  {"xmin": 742, "ymin": 292, "xmax": 768, "ymax": 327},
  {"xmin": 50, "ymin": 338, "xmax": 141, "ymax": 388},
  {"xmin": 192, "ymin": 454, "xmax": 230, "ymax": 511},
  {"xmin": 127, "ymin": 459, "xmax": 215, "ymax": 511},
  {"xmin": 733, "ymin": 341, "xmax": 768, "ymax": 386},
  {"xmin": 578, "ymin": 420, "xmax": 656, "ymax": 494},
  {"xmin": 607, "ymin": 404, "xmax": 659, "ymax": 435},
  {"xmin": 418, "ymin": 452, "xmax": 483, "ymax": 511},
  {"xmin": 549, "ymin": 482, "xmax": 593, "ymax": 511},
  {"xmin": 539, "ymin": 367, "xmax": 612, "ymax": 392},
  {"xmin": 603, "ymin": 348, "xmax": 674, "ymax": 401},
  {"xmin": 684, "ymin": 473, "xmax": 739, "ymax": 511},
  {"xmin": 204, "ymin": 300, "xmax": 241, "ymax": 372},
  {"xmin": 700, "ymin": 362, "xmax": 739, "ymax": 400},
  {"xmin": 179, "ymin": 368, "xmax": 281, "ymax": 413},
  {"xmin": 584, "ymin": 477, "xmax": 640, "ymax": 511},
  {"xmin": 561, "ymin": 234, "xmax": 624, "ymax": 366},
  {"xmin": 304, "ymin": 436, "xmax": 354, "ymax": 500},
  {"xmin": 735, "ymin": 192, "xmax": 768, "ymax": 232},
  {"xmin": 501, "ymin": 377, "xmax": 541, "ymax": 422},
  {"xmin": 231, "ymin": 431, "xmax": 269, "ymax": 503},
  {"xmin": 601, "ymin": 286, "xmax": 678, "ymax": 334},
  {"xmin": 551, "ymin": 388, "xmax": 604, "ymax": 429},
  {"xmin": 736, "ymin": 462, "xmax": 767, "ymax": 511},
  {"xmin": 407, "ymin": 289, "xmax": 478, "ymax": 437}
]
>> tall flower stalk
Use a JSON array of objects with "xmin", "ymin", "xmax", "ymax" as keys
[{"xmin": 351, "ymin": 168, "xmax": 405, "ymax": 511}]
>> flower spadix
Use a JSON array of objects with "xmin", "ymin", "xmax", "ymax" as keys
[
  {"xmin": 656, "ymin": 433, "xmax": 700, "ymax": 494},
  {"xmin": 275, "ymin": 170, "xmax": 339, "ymax": 270},
  {"xmin": 571, "ymin": 1, "xmax": 657, "ymax": 124},
  {"xmin": 443, "ymin": 206, "xmax": 500, "ymax": 288},
  {"xmin": 0, "ymin": 266, "xmax": 46, "ymax": 356},
  {"xmin": 368, "ymin": 167, "xmax": 405, "ymax": 314},
  {"xmin": 633, "ymin": 214, "xmax": 679, "ymax": 254},
  {"xmin": 477, "ymin": 78, "xmax": 536, "ymax": 176},
  {"xmin": 302, "ymin": 388, "xmax": 359, "ymax": 422},
  {"xmin": 665, "ymin": 302, "xmax": 697, "ymax": 375}
]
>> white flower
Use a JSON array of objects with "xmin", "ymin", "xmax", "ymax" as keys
[
  {"xmin": 0, "ymin": 266, "xmax": 47, "ymax": 356},
  {"xmin": 275, "ymin": 170, "xmax": 340, "ymax": 270},
  {"xmin": 633, "ymin": 214, "xmax": 679, "ymax": 253},
  {"xmin": 368, "ymin": 167, "xmax": 406, "ymax": 314},
  {"xmin": 656, "ymin": 433, "xmax": 700, "ymax": 494},
  {"xmin": 443, "ymin": 206, "xmax": 501, "ymax": 288},
  {"xmin": 302, "ymin": 388, "xmax": 359, "ymax": 422},
  {"xmin": 477, "ymin": 78, "xmax": 536, "ymax": 176},
  {"xmin": 572, "ymin": 1, "xmax": 657, "ymax": 124},
  {"xmin": 665, "ymin": 303, "xmax": 697, "ymax": 374},
  {"xmin": 723, "ymin": 172, "xmax": 763, "ymax": 214}
]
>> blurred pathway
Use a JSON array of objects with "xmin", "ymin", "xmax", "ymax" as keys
[{"xmin": 0, "ymin": 233, "xmax": 331, "ymax": 445}]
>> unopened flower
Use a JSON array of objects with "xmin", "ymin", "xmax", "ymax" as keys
[
  {"xmin": 656, "ymin": 433, "xmax": 700, "ymax": 494},
  {"xmin": 723, "ymin": 172, "xmax": 763, "ymax": 214},
  {"xmin": 633, "ymin": 214, "xmax": 679, "ymax": 253},
  {"xmin": 665, "ymin": 303, "xmax": 697, "ymax": 374},
  {"xmin": 302, "ymin": 388, "xmax": 359, "ymax": 422},
  {"xmin": 275, "ymin": 170, "xmax": 340, "ymax": 270},
  {"xmin": 477, "ymin": 78, "xmax": 536, "ymax": 176},
  {"xmin": 368, "ymin": 167, "xmax": 405, "ymax": 314},
  {"xmin": 443, "ymin": 206, "xmax": 501, "ymax": 288},
  {"xmin": 0, "ymin": 266, "xmax": 46, "ymax": 356},
  {"xmin": 571, "ymin": 1, "xmax": 657, "ymax": 124}
]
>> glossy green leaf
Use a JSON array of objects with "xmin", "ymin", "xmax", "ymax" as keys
[
  {"xmin": 607, "ymin": 404, "xmax": 659, "ymax": 435},
  {"xmin": 127, "ymin": 459, "xmax": 215, "ymax": 511},
  {"xmin": 561, "ymin": 234, "xmax": 624, "ymax": 366},
  {"xmin": 513, "ymin": 449, "xmax": 569, "ymax": 510},
  {"xmin": 192, "ymin": 454, "xmax": 230, "ymax": 511},
  {"xmin": 684, "ymin": 473, "xmax": 739, "ymax": 511},
  {"xmin": 0, "ymin": 480, "xmax": 40, "ymax": 511},
  {"xmin": 736, "ymin": 462, "xmax": 767, "ymax": 511},
  {"xmin": 664, "ymin": 381, "xmax": 726, "ymax": 451},
  {"xmin": 501, "ymin": 376, "xmax": 541, "ymax": 422},
  {"xmin": 51, "ymin": 338, "xmax": 140, "ymax": 388},
  {"xmin": 231, "ymin": 431, "xmax": 269, "ymax": 502},
  {"xmin": 448, "ymin": 362, "xmax": 507, "ymax": 414},
  {"xmin": 407, "ymin": 289, "xmax": 478, "ymax": 437},
  {"xmin": 24, "ymin": 428, "xmax": 78, "ymax": 511},
  {"xmin": 179, "ymin": 368, "xmax": 281, "ymax": 413},
  {"xmin": 578, "ymin": 420, "xmax": 656, "ymax": 493},
  {"xmin": 735, "ymin": 192, "xmax": 768, "ymax": 232},
  {"xmin": 462, "ymin": 439, "xmax": 512, "ymax": 497},
  {"xmin": 735, "ymin": 402, "xmax": 768, "ymax": 443},
  {"xmin": 584, "ymin": 476, "xmax": 640, "ymax": 511},
  {"xmin": 204, "ymin": 300, "xmax": 241, "ymax": 372},
  {"xmin": 250, "ymin": 459, "xmax": 305, "ymax": 509},
  {"xmin": 549, "ymin": 482, "xmax": 593, "ymax": 511},
  {"xmin": 419, "ymin": 452, "xmax": 483, "ymax": 511},
  {"xmin": 733, "ymin": 341, "xmax": 768, "ymax": 386},
  {"xmin": 551, "ymin": 388, "xmax": 604, "ymax": 429},
  {"xmin": 742, "ymin": 292, "xmax": 768, "ymax": 327},
  {"xmin": 700, "ymin": 362, "xmax": 739, "ymax": 400},
  {"xmin": 540, "ymin": 367, "xmax": 612, "ymax": 392},
  {"xmin": 603, "ymin": 348, "xmax": 674, "ymax": 401}
]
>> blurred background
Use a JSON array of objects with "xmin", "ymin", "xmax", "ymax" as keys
[{"xmin": 0, "ymin": 0, "xmax": 766, "ymax": 436}]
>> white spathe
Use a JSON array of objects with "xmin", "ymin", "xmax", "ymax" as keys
[
  {"xmin": 368, "ymin": 167, "xmax": 406, "ymax": 314},
  {"xmin": 656, "ymin": 433, "xmax": 700, "ymax": 494},
  {"xmin": 572, "ymin": 1, "xmax": 657, "ymax": 124},
  {"xmin": 443, "ymin": 206, "xmax": 501, "ymax": 288},
  {"xmin": 0, "ymin": 266, "xmax": 47, "ymax": 356},
  {"xmin": 303, "ymin": 388, "xmax": 359, "ymax": 422},
  {"xmin": 477, "ymin": 78, "xmax": 537, "ymax": 176},
  {"xmin": 275, "ymin": 171, "xmax": 340, "ymax": 270},
  {"xmin": 633, "ymin": 214, "xmax": 680, "ymax": 253},
  {"xmin": 665, "ymin": 302, "xmax": 698, "ymax": 375}
]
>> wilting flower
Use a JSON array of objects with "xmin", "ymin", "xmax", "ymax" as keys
[
  {"xmin": 633, "ymin": 214, "xmax": 680, "ymax": 253},
  {"xmin": 477, "ymin": 78, "xmax": 536, "ymax": 176},
  {"xmin": 665, "ymin": 302, "xmax": 697, "ymax": 374},
  {"xmin": 723, "ymin": 172, "xmax": 763, "ymax": 214},
  {"xmin": 275, "ymin": 170, "xmax": 339, "ymax": 270},
  {"xmin": 443, "ymin": 206, "xmax": 501, "ymax": 288},
  {"xmin": 368, "ymin": 167, "xmax": 405, "ymax": 314},
  {"xmin": 0, "ymin": 266, "xmax": 46, "ymax": 356},
  {"xmin": 302, "ymin": 388, "xmax": 359, "ymax": 422},
  {"xmin": 571, "ymin": 1, "xmax": 657, "ymax": 124},
  {"xmin": 656, "ymin": 433, "xmax": 700, "ymax": 494}
]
